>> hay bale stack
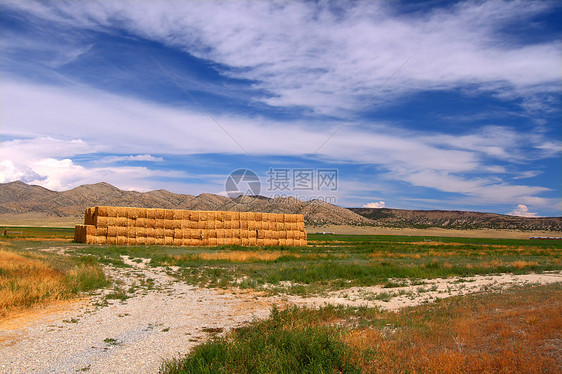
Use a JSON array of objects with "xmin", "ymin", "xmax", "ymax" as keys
[{"xmin": 75, "ymin": 207, "xmax": 306, "ymax": 247}]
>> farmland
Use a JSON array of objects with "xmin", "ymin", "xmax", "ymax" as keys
[{"xmin": 0, "ymin": 228, "xmax": 560, "ymax": 373}]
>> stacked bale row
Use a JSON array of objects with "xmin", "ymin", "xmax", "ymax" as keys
[{"xmin": 75, "ymin": 206, "xmax": 307, "ymax": 246}]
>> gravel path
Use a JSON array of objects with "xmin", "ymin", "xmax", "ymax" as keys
[
  {"xmin": 0, "ymin": 258, "xmax": 281, "ymax": 374},
  {"xmin": 1, "ymin": 257, "xmax": 560, "ymax": 374}
]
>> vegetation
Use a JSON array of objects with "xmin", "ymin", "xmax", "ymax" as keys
[
  {"xmin": 0, "ymin": 240, "xmax": 108, "ymax": 318},
  {"xmin": 161, "ymin": 284, "xmax": 561, "ymax": 373},
  {"xmin": 74, "ymin": 233, "xmax": 562, "ymax": 295}
]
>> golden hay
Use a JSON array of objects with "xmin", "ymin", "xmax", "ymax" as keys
[
  {"xmin": 116, "ymin": 217, "xmax": 128, "ymax": 227},
  {"xmin": 256, "ymin": 238, "xmax": 265, "ymax": 246},
  {"xmin": 136, "ymin": 227, "xmax": 147, "ymax": 237},
  {"xmin": 127, "ymin": 237, "xmax": 138, "ymax": 245},
  {"xmin": 145, "ymin": 236, "xmax": 156, "ymax": 245},
  {"xmin": 146, "ymin": 209, "xmax": 156, "ymax": 219},
  {"xmin": 95, "ymin": 206, "xmax": 109, "ymax": 217},
  {"xmin": 208, "ymin": 238, "xmax": 217, "ymax": 246},
  {"xmin": 164, "ymin": 210, "xmax": 174, "ymax": 220},
  {"xmin": 106, "ymin": 236, "xmax": 117, "ymax": 245},
  {"xmin": 145, "ymin": 218, "xmax": 156, "ymax": 229},
  {"xmin": 174, "ymin": 229, "xmax": 183, "ymax": 239},
  {"xmin": 117, "ymin": 236, "xmax": 128, "ymax": 245},
  {"xmin": 255, "ymin": 212, "xmax": 263, "ymax": 221},
  {"xmin": 155, "ymin": 228, "xmax": 165, "ymax": 239},
  {"xmin": 240, "ymin": 220, "xmax": 249, "ymax": 230},
  {"xmin": 107, "ymin": 226, "xmax": 118, "ymax": 237},
  {"xmin": 95, "ymin": 227, "xmax": 108, "ymax": 237},
  {"xmin": 155, "ymin": 219, "xmax": 165, "ymax": 229},
  {"xmin": 173, "ymin": 238, "xmax": 183, "ymax": 246},
  {"xmin": 249, "ymin": 230, "xmax": 257, "ymax": 239},
  {"xmin": 155, "ymin": 237, "xmax": 165, "ymax": 245},
  {"xmin": 155, "ymin": 209, "xmax": 166, "ymax": 220},
  {"xmin": 136, "ymin": 236, "xmax": 146, "ymax": 245},
  {"xmin": 248, "ymin": 220, "xmax": 256, "ymax": 230},
  {"xmin": 127, "ymin": 228, "xmax": 137, "ymax": 238},
  {"xmin": 146, "ymin": 228, "xmax": 155, "ymax": 238}
]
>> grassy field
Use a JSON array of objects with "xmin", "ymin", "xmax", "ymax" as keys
[
  {"xmin": 160, "ymin": 283, "xmax": 561, "ymax": 373},
  {"xmin": 73, "ymin": 233, "xmax": 562, "ymax": 295},
  {"xmin": 0, "ymin": 236, "xmax": 107, "ymax": 319}
]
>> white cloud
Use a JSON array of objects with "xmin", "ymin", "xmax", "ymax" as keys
[
  {"xmin": 1, "ymin": 80, "xmax": 556, "ymax": 206},
  {"xmin": 363, "ymin": 201, "xmax": 386, "ymax": 209},
  {"xmin": 2, "ymin": 0, "xmax": 560, "ymax": 115},
  {"xmin": 99, "ymin": 155, "xmax": 164, "ymax": 163},
  {"xmin": 507, "ymin": 204, "xmax": 541, "ymax": 217}
]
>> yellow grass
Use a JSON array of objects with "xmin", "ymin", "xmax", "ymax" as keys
[{"xmin": 0, "ymin": 250, "xmax": 67, "ymax": 317}]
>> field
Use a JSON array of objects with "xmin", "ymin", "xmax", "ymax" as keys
[{"xmin": 0, "ymin": 228, "xmax": 560, "ymax": 373}]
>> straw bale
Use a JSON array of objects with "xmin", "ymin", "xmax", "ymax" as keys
[
  {"xmin": 155, "ymin": 228, "xmax": 165, "ymax": 238},
  {"xmin": 247, "ymin": 212, "xmax": 256, "ymax": 221},
  {"xmin": 240, "ymin": 220, "xmax": 248, "ymax": 230},
  {"xmin": 208, "ymin": 238, "xmax": 217, "ymax": 246},
  {"xmin": 263, "ymin": 239, "xmax": 273, "ymax": 246},
  {"xmin": 215, "ymin": 220, "xmax": 224, "ymax": 229},
  {"xmin": 190, "ymin": 239, "xmax": 201, "ymax": 246},
  {"xmin": 277, "ymin": 230, "xmax": 287, "ymax": 239},
  {"xmin": 94, "ymin": 216, "xmax": 109, "ymax": 228},
  {"xmin": 239, "ymin": 238, "xmax": 248, "ymax": 246},
  {"xmin": 95, "ymin": 227, "xmax": 108, "ymax": 237},
  {"xmin": 189, "ymin": 211, "xmax": 199, "ymax": 221},
  {"xmin": 164, "ymin": 229, "xmax": 174, "ymax": 238},
  {"xmin": 84, "ymin": 208, "xmax": 92, "ymax": 225},
  {"xmin": 286, "ymin": 231, "xmax": 295, "ymax": 239},
  {"xmin": 155, "ymin": 219, "xmax": 165, "ymax": 229},
  {"xmin": 248, "ymin": 220, "xmax": 256, "ymax": 230},
  {"xmin": 225, "ymin": 229, "xmax": 234, "ymax": 238},
  {"xmin": 106, "ymin": 236, "xmax": 117, "ymax": 245},
  {"xmin": 173, "ymin": 210, "xmax": 184, "ymax": 220},
  {"xmin": 145, "ymin": 236, "xmax": 156, "ymax": 245},
  {"xmin": 116, "ymin": 217, "xmax": 128, "ymax": 227},
  {"xmin": 114, "ymin": 207, "xmax": 126, "ymax": 217},
  {"xmin": 173, "ymin": 238, "xmax": 183, "ymax": 246},
  {"xmin": 127, "ymin": 237, "xmax": 138, "ymax": 245},
  {"xmin": 162, "ymin": 219, "xmax": 172, "ymax": 230},
  {"xmin": 128, "ymin": 218, "xmax": 138, "ymax": 228},
  {"xmin": 256, "ymin": 239, "xmax": 265, "ymax": 246},
  {"xmin": 155, "ymin": 237, "xmax": 165, "ymax": 245},
  {"xmin": 264, "ymin": 230, "xmax": 272, "ymax": 239},
  {"xmin": 136, "ymin": 236, "xmax": 146, "ymax": 245},
  {"xmin": 215, "ymin": 238, "xmax": 225, "ymax": 246},
  {"xmin": 254, "ymin": 212, "xmax": 263, "ymax": 221},
  {"xmin": 248, "ymin": 230, "xmax": 257, "ymax": 239},
  {"xmin": 106, "ymin": 226, "xmax": 118, "ymax": 237},
  {"xmin": 216, "ymin": 211, "xmax": 224, "ymax": 222},
  {"xmin": 94, "ymin": 206, "xmax": 109, "ymax": 217},
  {"xmin": 117, "ymin": 236, "xmax": 128, "ymax": 245},
  {"xmin": 216, "ymin": 229, "xmax": 225, "ymax": 239},
  {"xmin": 145, "ymin": 218, "xmax": 156, "ymax": 229},
  {"xmin": 115, "ymin": 226, "xmax": 126, "ymax": 237},
  {"xmin": 174, "ymin": 229, "xmax": 183, "ymax": 239},
  {"xmin": 136, "ymin": 227, "xmax": 147, "ymax": 237},
  {"xmin": 146, "ymin": 227, "xmax": 155, "ymax": 238},
  {"xmin": 127, "ymin": 228, "xmax": 137, "ymax": 238},
  {"xmin": 239, "ymin": 230, "xmax": 249, "ymax": 239},
  {"xmin": 172, "ymin": 219, "xmax": 181, "ymax": 230},
  {"xmin": 146, "ymin": 209, "xmax": 156, "ymax": 219},
  {"xmin": 127, "ymin": 208, "xmax": 139, "ymax": 219},
  {"xmin": 73, "ymin": 226, "xmax": 80, "ymax": 242},
  {"xmin": 231, "ymin": 212, "xmax": 240, "ymax": 221},
  {"xmin": 135, "ymin": 218, "xmax": 146, "ymax": 228},
  {"xmin": 297, "ymin": 222, "xmax": 305, "ymax": 231},
  {"xmin": 231, "ymin": 237, "xmax": 242, "ymax": 245},
  {"xmin": 155, "ymin": 209, "xmax": 166, "ymax": 220},
  {"xmin": 138, "ymin": 208, "xmax": 148, "ymax": 219},
  {"xmin": 208, "ymin": 220, "xmax": 217, "ymax": 230},
  {"xmin": 207, "ymin": 230, "xmax": 217, "ymax": 239},
  {"xmin": 222, "ymin": 221, "xmax": 231, "ymax": 230},
  {"xmin": 278, "ymin": 239, "xmax": 286, "ymax": 246},
  {"xmin": 163, "ymin": 209, "xmax": 173, "ymax": 220}
]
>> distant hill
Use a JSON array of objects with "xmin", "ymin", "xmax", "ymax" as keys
[
  {"xmin": 349, "ymin": 208, "xmax": 562, "ymax": 232},
  {"xmin": 1, "ymin": 181, "xmax": 560, "ymax": 231},
  {"xmin": 0, "ymin": 181, "xmax": 369, "ymax": 226}
]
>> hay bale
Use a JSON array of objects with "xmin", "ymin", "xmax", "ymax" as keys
[
  {"xmin": 173, "ymin": 210, "xmax": 184, "ymax": 220},
  {"xmin": 136, "ymin": 218, "xmax": 147, "ymax": 228},
  {"xmin": 297, "ymin": 222, "xmax": 305, "ymax": 231},
  {"xmin": 174, "ymin": 229, "xmax": 183, "ymax": 239},
  {"xmin": 95, "ymin": 227, "xmax": 108, "ymax": 237},
  {"xmin": 190, "ymin": 238, "xmax": 202, "ymax": 246},
  {"xmin": 145, "ymin": 236, "xmax": 156, "ymax": 245},
  {"xmin": 116, "ymin": 217, "xmax": 128, "ymax": 227},
  {"xmin": 216, "ymin": 238, "xmax": 226, "ymax": 246},
  {"xmin": 84, "ymin": 208, "xmax": 93, "ymax": 225},
  {"xmin": 96, "ymin": 216, "xmax": 110, "ymax": 228},
  {"xmin": 256, "ymin": 238, "xmax": 265, "ymax": 246},
  {"xmin": 107, "ymin": 226, "xmax": 118, "ymax": 237},
  {"xmin": 127, "ymin": 237, "xmax": 138, "ymax": 245},
  {"xmin": 106, "ymin": 236, "xmax": 117, "ymax": 245},
  {"xmin": 155, "ymin": 209, "xmax": 166, "ymax": 220},
  {"xmin": 73, "ymin": 225, "xmax": 82, "ymax": 242},
  {"xmin": 248, "ymin": 220, "xmax": 256, "ymax": 230},
  {"xmin": 173, "ymin": 238, "xmax": 183, "ymax": 246},
  {"xmin": 257, "ymin": 230, "xmax": 265, "ymax": 239},
  {"xmin": 207, "ymin": 220, "xmax": 216, "ymax": 230},
  {"xmin": 278, "ymin": 239, "xmax": 286, "ymax": 246},
  {"xmin": 155, "ymin": 237, "xmax": 165, "ymax": 245},
  {"xmin": 146, "ymin": 209, "xmax": 156, "ymax": 219},
  {"xmin": 240, "ymin": 220, "xmax": 249, "ymax": 230},
  {"xmin": 249, "ymin": 230, "xmax": 257, "ymax": 239},
  {"xmin": 116, "ymin": 226, "xmax": 127, "ymax": 237},
  {"xmin": 208, "ymin": 230, "xmax": 218, "ymax": 239},
  {"xmin": 155, "ymin": 219, "xmax": 165, "ymax": 229},
  {"xmin": 95, "ymin": 206, "xmax": 110, "ymax": 217},
  {"xmin": 216, "ymin": 229, "xmax": 225, "ymax": 239},
  {"xmin": 146, "ymin": 219, "xmax": 156, "ymax": 229},
  {"xmin": 215, "ymin": 220, "xmax": 224, "ymax": 229},
  {"xmin": 264, "ymin": 230, "xmax": 272, "ymax": 239},
  {"xmin": 117, "ymin": 236, "xmax": 128, "ymax": 245},
  {"xmin": 163, "ymin": 209, "xmax": 173, "ymax": 220},
  {"xmin": 155, "ymin": 228, "xmax": 165, "ymax": 239},
  {"xmin": 128, "ymin": 218, "xmax": 138, "ymax": 228},
  {"xmin": 240, "ymin": 230, "xmax": 249, "ymax": 239},
  {"xmin": 137, "ymin": 227, "xmax": 147, "ymax": 237},
  {"xmin": 240, "ymin": 238, "xmax": 249, "ymax": 246},
  {"xmin": 127, "ymin": 228, "xmax": 137, "ymax": 238},
  {"xmin": 189, "ymin": 211, "xmax": 199, "ymax": 221},
  {"xmin": 127, "ymin": 208, "xmax": 140, "ymax": 219},
  {"xmin": 208, "ymin": 238, "xmax": 217, "ymax": 246},
  {"xmin": 115, "ymin": 207, "xmax": 128, "ymax": 218},
  {"xmin": 255, "ymin": 212, "xmax": 263, "ymax": 221},
  {"xmin": 137, "ymin": 236, "xmax": 146, "ymax": 245},
  {"xmin": 164, "ymin": 229, "xmax": 174, "ymax": 238}
]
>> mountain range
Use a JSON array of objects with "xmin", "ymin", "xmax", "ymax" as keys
[{"xmin": 1, "ymin": 181, "xmax": 560, "ymax": 231}]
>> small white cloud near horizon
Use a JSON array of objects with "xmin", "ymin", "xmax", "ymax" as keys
[
  {"xmin": 99, "ymin": 154, "xmax": 164, "ymax": 163},
  {"xmin": 363, "ymin": 201, "xmax": 386, "ymax": 209},
  {"xmin": 507, "ymin": 204, "xmax": 541, "ymax": 217}
]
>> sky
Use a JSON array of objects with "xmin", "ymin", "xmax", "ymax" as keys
[{"xmin": 0, "ymin": 0, "xmax": 561, "ymax": 217}]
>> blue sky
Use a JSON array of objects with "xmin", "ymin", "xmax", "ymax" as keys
[{"xmin": 1, "ymin": 0, "xmax": 560, "ymax": 216}]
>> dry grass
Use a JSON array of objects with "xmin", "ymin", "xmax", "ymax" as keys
[
  {"xmin": 344, "ymin": 285, "xmax": 562, "ymax": 373},
  {"xmin": 0, "ymin": 249, "xmax": 107, "ymax": 319}
]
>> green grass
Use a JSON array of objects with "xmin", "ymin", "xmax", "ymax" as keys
[
  {"xmin": 66, "ymin": 233, "xmax": 562, "ymax": 295},
  {"xmin": 160, "ymin": 284, "xmax": 562, "ymax": 374}
]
